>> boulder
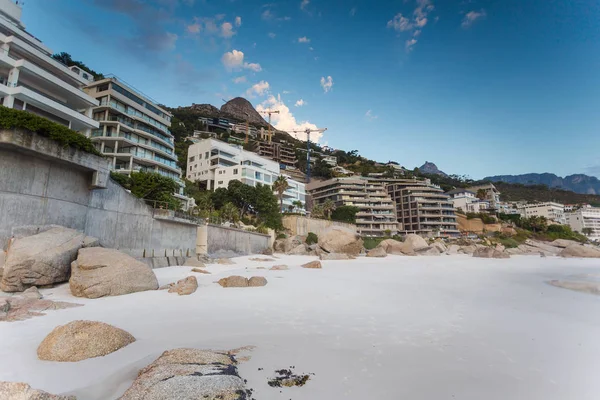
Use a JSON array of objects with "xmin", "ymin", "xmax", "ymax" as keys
[
  {"xmin": 0, "ymin": 381, "xmax": 75, "ymax": 399},
  {"xmin": 366, "ymin": 247, "xmax": 387, "ymax": 258},
  {"xmin": 416, "ymin": 246, "xmax": 442, "ymax": 256},
  {"xmin": 473, "ymin": 247, "xmax": 510, "ymax": 259},
  {"xmin": 22, "ymin": 286, "xmax": 42, "ymax": 300},
  {"xmin": 287, "ymin": 243, "xmax": 310, "ymax": 255},
  {"xmin": 248, "ymin": 276, "xmax": 268, "ymax": 287},
  {"xmin": 37, "ymin": 320, "xmax": 135, "ymax": 362},
  {"xmin": 0, "ymin": 294, "xmax": 81, "ymax": 323},
  {"xmin": 319, "ymin": 252, "xmax": 352, "ymax": 260},
  {"xmin": 168, "ymin": 276, "xmax": 198, "ymax": 295},
  {"xmin": 69, "ymin": 247, "xmax": 159, "ymax": 299},
  {"xmin": 524, "ymin": 239, "xmax": 561, "ymax": 255},
  {"xmin": 216, "ymin": 258, "xmax": 235, "ymax": 265},
  {"xmin": 1, "ymin": 227, "xmax": 86, "ymax": 292},
  {"xmin": 446, "ymin": 244, "xmax": 460, "ymax": 255},
  {"xmin": 301, "ymin": 260, "xmax": 322, "ymax": 269},
  {"xmin": 550, "ymin": 239, "xmax": 581, "ymax": 249},
  {"xmin": 377, "ymin": 239, "xmax": 408, "ymax": 255},
  {"xmin": 403, "ymin": 234, "xmax": 429, "ymax": 251},
  {"xmin": 274, "ymin": 236, "xmax": 304, "ymax": 253},
  {"xmin": 191, "ymin": 267, "xmax": 211, "ymax": 274},
  {"xmin": 0, "ymin": 250, "xmax": 5, "ymax": 268},
  {"xmin": 459, "ymin": 245, "xmax": 477, "ymax": 255},
  {"xmin": 560, "ymin": 244, "xmax": 600, "ymax": 258},
  {"xmin": 262, "ymin": 247, "xmax": 274, "ymax": 256},
  {"xmin": 270, "ymin": 265, "xmax": 289, "ymax": 270},
  {"xmin": 317, "ymin": 228, "xmax": 363, "ymax": 256},
  {"xmin": 431, "ymin": 241, "xmax": 447, "ymax": 253},
  {"xmin": 120, "ymin": 348, "xmax": 246, "ymax": 400},
  {"xmin": 185, "ymin": 257, "xmax": 206, "ymax": 269},
  {"xmin": 217, "ymin": 276, "xmax": 249, "ymax": 287}
]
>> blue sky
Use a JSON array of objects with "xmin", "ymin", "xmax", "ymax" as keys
[{"xmin": 21, "ymin": 0, "xmax": 600, "ymax": 179}]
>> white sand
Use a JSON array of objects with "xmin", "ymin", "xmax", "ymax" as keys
[{"xmin": 1, "ymin": 255, "xmax": 600, "ymax": 399}]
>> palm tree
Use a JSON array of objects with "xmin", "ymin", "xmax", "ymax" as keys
[
  {"xmin": 272, "ymin": 175, "xmax": 289, "ymax": 212},
  {"xmin": 221, "ymin": 202, "xmax": 240, "ymax": 223},
  {"xmin": 322, "ymin": 199, "xmax": 336, "ymax": 220},
  {"xmin": 292, "ymin": 200, "xmax": 304, "ymax": 213}
]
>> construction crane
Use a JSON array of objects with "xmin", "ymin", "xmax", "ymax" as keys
[
  {"xmin": 287, "ymin": 127, "xmax": 327, "ymax": 183},
  {"xmin": 259, "ymin": 109, "xmax": 280, "ymax": 143},
  {"xmin": 243, "ymin": 112, "xmax": 250, "ymax": 144}
]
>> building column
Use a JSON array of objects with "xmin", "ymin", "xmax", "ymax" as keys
[{"xmin": 8, "ymin": 67, "xmax": 19, "ymax": 87}]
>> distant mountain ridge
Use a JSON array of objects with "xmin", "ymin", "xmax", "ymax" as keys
[
  {"xmin": 419, "ymin": 161, "xmax": 447, "ymax": 177},
  {"xmin": 484, "ymin": 173, "xmax": 600, "ymax": 195}
]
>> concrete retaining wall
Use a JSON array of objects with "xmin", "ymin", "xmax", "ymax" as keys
[
  {"xmin": 0, "ymin": 129, "xmax": 197, "ymax": 258},
  {"xmin": 207, "ymin": 224, "xmax": 270, "ymax": 256},
  {"xmin": 282, "ymin": 215, "xmax": 357, "ymax": 236}
]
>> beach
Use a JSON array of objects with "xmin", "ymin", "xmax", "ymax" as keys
[{"xmin": 1, "ymin": 254, "xmax": 600, "ymax": 399}]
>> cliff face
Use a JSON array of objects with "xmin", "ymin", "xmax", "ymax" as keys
[{"xmin": 485, "ymin": 173, "xmax": 600, "ymax": 195}]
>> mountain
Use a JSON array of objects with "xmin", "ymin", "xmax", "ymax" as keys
[
  {"xmin": 419, "ymin": 162, "xmax": 447, "ymax": 176},
  {"xmin": 220, "ymin": 97, "xmax": 270, "ymax": 128},
  {"xmin": 484, "ymin": 173, "xmax": 600, "ymax": 195}
]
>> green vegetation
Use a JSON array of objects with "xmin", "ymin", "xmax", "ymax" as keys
[
  {"xmin": 306, "ymin": 232, "xmax": 319, "ymax": 245},
  {"xmin": 272, "ymin": 175, "xmax": 290, "ymax": 212},
  {"xmin": 465, "ymin": 212, "xmax": 496, "ymax": 224},
  {"xmin": 276, "ymin": 233, "xmax": 287, "ymax": 240},
  {"xmin": 363, "ymin": 237, "xmax": 385, "ymax": 250},
  {"xmin": 110, "ymin": 171, "xmax": 179, "ymax": 209},
  {"xmin": 493, "ymin": 182, "xmax": 600, "ymax": 207},
  {"xmin": 330, "ymin": 206, "xmax": 359, "ymax": 224},
  {"xmin": 51, "ymin": 52, "xmax": 104, "ymax": 80},
  {"xmin": 0, "ymin": 106, "xmax": 101, "ymax": 156}
]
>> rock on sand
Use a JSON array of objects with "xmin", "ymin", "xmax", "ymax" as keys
[{"xmin": 0, "ymin": 381, "xmax": 75, "ymax": 399}]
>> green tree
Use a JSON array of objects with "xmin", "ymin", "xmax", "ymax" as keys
[
  {"xmin": 111, "ymin": 171, "xmax": 179, "ymax": 209},
  {"xmin": 220, "ymin": 202, "xmax": 240, "ymax": 223},
  {"xmin": 51, "ymin": 52, "xmax": 104, "ymax": 80},
  {"xmin": 292, "ymin": 200, "xmax": 304, "ymax": 212},
  {"xmin": 330, "ymin": 205, "xmax": 359, "ymax": 223},
  {"xmin": 322, "ymin": 199, "xmax": 337, "ymax": 220},
  {"xmin": 476, "ymin": 189, "xmax": 487, "ymax": 200},
  {"xmin": 311, "ymin": 204, "xmax": 325, "ymax": 218},
  {"xmin": 254, "ymin": 183, "xmax": 282, "ymax": 229},
  {"xmin": 211, "ymin": 188, "xmax": 230, "ymax": 210},
  {"xmin": 582, "ymin": 227, "xmax": 594, "ymax": 236},
  {"xmin": 227, "ymin": 180, "xmax": 257, "ymax": 218},
  {"xmin": 272, "ymin": 175, "xmax": 290, "ymax": 212}
]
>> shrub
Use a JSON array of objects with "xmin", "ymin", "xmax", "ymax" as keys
[
  {"xmin": 331, "ymin": 206, "xmax": 359, "ymax": 224},
  {"xmin": 0, "ymin": 106, "xmax": 101, "ymax": 155},
  {"xmin": 306, "ymin": 232, "xmax": 318, "ymax": 245},
  {"xmin": 363, "ymin": 237, "xmax": 385, "ymax": 250},
  {"xmin": 276, "ymin": 233, "xmax": 287, "ymax": 240}
]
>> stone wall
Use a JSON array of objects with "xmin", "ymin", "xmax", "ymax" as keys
[
  {"xmin": 456, "ymin": 214, "xmax": 502, "ymax": 234},
  {"xmin": 0, "ymin": 129, "xmax": 197, "ymax": 258},
  {"xmin": 206, "ymin": 224, "xmax": 270, "ymax": 256},
  {"xmin": 282, "ymin": 215, "xmax": 357, "ymax": 236}
]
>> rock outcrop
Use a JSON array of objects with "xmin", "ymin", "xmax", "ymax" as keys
[
  {"xmin": 69, "ymin": 248, "xmax": 158, "ymax": 299},
  {"xmin": 318, "ymin": 228, "xmax": 363, "ymax": 256},
  {"xmin": 120, "ymin": 348, "xmax": 247, "ymax": 400},
  {"xmin": 366, "ymin": 247, "xmax": 387, "ymax": 258},
  {"xmin": 191, "ymin": 267, "xmax": 211, "ymax": 274},
  {"xmin": 287, "ymin": 244, "xmax": 310, "ymax": 255},
  {"xmin": 273, "ymin": 236, "xmax": 304, "ymax": 254},
  {"xmin": 0, "ymin": 227, "xmax": 94, "ymax": 292},
  {"xmin": 168, "ymin": 276, "xmax": 198, "ymax": 295},
  {"xmin": 319, "ymin": 252, "xmax": 353, "ymax": 260},
  {"xmin": 301, "ymin": 260, "xmax": 322, "ymax": 269},
  {"xmin": 416, "ymin": 246, "xmax": 442, "ymax": 256},
  {"xmin": 37, "ymin": 320, "xmax": 135, "ymax": 362},
  {"xmin": 270, "ymin": 265, "xmax": 289, "ymax": 270},
  {"xmin": 248, "ymin": 276, "xmax": 268, "ymax": 287},
  {"xmin": 560, "ymin": 244, "xmax": 600, "ymax": 258},
  {"xmin": 473, "ymin": 247, "xmax": 510, "ymax": 259},
  {"xmin": 550, "ymin": 239, "xmax": 580, "ymax": 248},
  {"xmin": 0, "ymin": 381, "xmax": 75, "ymax": 399},
  {"xmin": 217, "ymin": 276, "xmax": 249, "ymax": 288},
  {"xmin": 376, "ymin": 239, "xmax": 407, "ymax": 255},
  {"xmin": 0, "ymin": 290, "xmax": 82, "ymax": 322}
]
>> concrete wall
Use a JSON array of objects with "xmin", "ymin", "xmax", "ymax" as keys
[
  {"xmin": 207, "ymin": 224, "xmax": 270, "ymax": 256},
  {"xmin": 282, "ymin": 215, "xmax": 357, "ymax": 236},
  {"xmin": 0, "ymin": 129, "xmax": 196, "ymax": 258}
]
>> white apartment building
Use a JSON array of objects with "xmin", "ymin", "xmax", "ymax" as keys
[
  {"xmin": 497, "ymin": 202, "xmax": 520, "ymax": 215},
  {"xmin": 517, "ymin": 202, "xmax": 565, "ymax": 224},
  {"xmin": 566, "ymin": 205, "xmax": 600, "ymax": 241},
  {"xmin": 84, "ymin": 77, "xmax": 192, "ymax": 208},
  {"xmin": 446, "ymin": 189, "xmax": 490, "ymax": 213},
  {"xmin": 466, "ymin": 183, "xmax": 501, "ymax": 210},
  {"xmin": 186, "ymin": 138, "xmax": 306, "ymax": 211},
  {"xmin": 0, "ymin": 0, "xmax": 98, "ymax": 134}
]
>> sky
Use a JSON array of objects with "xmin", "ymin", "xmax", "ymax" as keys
[{"xmin": 20, "ymin": 0, "xmax": 600, "ymax": 179}]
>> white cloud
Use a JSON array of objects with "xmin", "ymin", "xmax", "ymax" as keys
[
  {"xmin": 387, "ymin": 13, "xmax": 413, "ymax": 32},
  {"xmin": 320, "ymin": 76, "xmax": 333, "ymax": 93},
  {"xmin": 235, "ymin": 16, "xmax": 242, "ymax": 27},
  {"xmin": 298, "ymin": 36, "xmax": 311, "ymax": 43},
  {"xmin": 261, "ymin": 9, "xmax": 274, "ymax": 20},
  {"xmin": 221, "ymin": 49, "xmax": 245, "ymax": 69},
  {"xmin": 462, "ymin": 9, "xmax": 486, "ymax": 28},
  {"xmin": 243, "ymin": 62, "xmax": 262, "ymax": 72},
  {"xmin": 186, "ymin": 22, "xmax": 201, "ymax": 34},
  {"xmin": 163, "ymin": 32, "xmax": 178, "ymax": 50},
  {"xmin": 246, "ymin": 81, "xmax": 270, "ymax": 97},
  {"xmin": 233, "ymin": 76, "xmax": 247, "ymax": 84},
  {"xmin": 220, "ymin": 22, "xmax": 235, "ymax": 38},
  {"xmin": 300, "ymin": 0, "xmax": 309, "ymax": 10},
  {"xmin": 257, "ymin": 94, "xmax": 324, "ymax": 142},
  {"xmin": 365, "ymin": 109, "xmax": 378, "ymax": 120},
  {"xmin": 295, "ymin": 99, "xmax": 306, "ymax": 107},
  {"xmin": 282, "ymin": 90, "xmax": 291, "ymax": 94},
  {"xmin": 350, "ymin": 7, "xmax": 357, "ymax": 16},
  {"xmin": 268, "ymin": 32, "xmax": 276, "ymax": 38},
  {"xmin": 309, "ymin": 46, "xmax": 314, "ymax": 51},
  {"xmin": 405, "ymin": 38, "xmax": 417, "ymax": 51}
]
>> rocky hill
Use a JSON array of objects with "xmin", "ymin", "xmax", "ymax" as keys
[
  {"xmin": 484, "ymin": 173, "xmax": 600, "ymax": 195},
  {"xmin": 419, "ymin": 162, "xmax": 447, "ymax": 176},
  {"xmin": 220, "ymin": 97, "xmax": 269, "ymax": 128}
]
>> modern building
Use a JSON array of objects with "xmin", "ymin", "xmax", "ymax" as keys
[
  {"xmin": 496, "ymin": 201, "xmax": 520, "ymax": 215},
  {"xmin": 566, "ymin": 205, "xmax": 600, "ymax": 241},
  {"xmin": 446, "ymin": 188, "xmax": 488, "ymax": 213},
  {"xmin": 387, "ymin": 180, "xmax": 459, "ymax": 237},
  {"xmin": 254, "ymin": 140, "xmax": 297, "ymax": 168},
  {"xmin": 84, "ymin": 77, "xmax": 191, "ymax": 208},
  {"xmin": 307, "ymin": 177, "xmax": 399, "ymax": 237},
  {"xmin": 517, "ymin": 202, "xmax": 565, "ymax": 224},
  {"xmin": 0, "ymin": 0, "xmax": 98, "ymax": 134},
  {"xmin": 466, "ymin": 183, "xmax": 501, "ymax": 210},
  {"xmin": 186, "ymin": 138, "xmax": 305, "ymax": 211}
]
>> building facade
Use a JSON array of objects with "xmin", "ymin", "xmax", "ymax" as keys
[
  {"xmin": 517, "ymin": 202, "xmax": 565, "ymax": 224},
  {"xmin": 466, "ymin": 183, "xmax": 501, "ymax": 210},
  {"xmin": 254, "ymin": 140, "xmax": 297, "ymax": 168},
  {"xmin": 84, "ymin": 77, "xmax": 191, "ymax": 208},
  {"xmin": 187, "ymin": 138, "xmax": 305, "ymax": 211},
  {"xmin": 566, "ymin": 205, "xmax": 600, "ymax": 241},
  {"xmin": 387, "ymin": 181, "xmax": 459, "ymax": 237},
  {"xmin": 446, "ymin": 189, "xmax": 488, "ymax": 213},
  {"xmin": 0, "ymin": 0, "xmax": 98, "ymax": 134},
  {"xmin": 307, "ymin": 177, "xmax": 398, "ymax": 237}
]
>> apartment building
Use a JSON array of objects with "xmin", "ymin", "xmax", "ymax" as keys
[
  {"xmin": 186, "ymin": 138, "xmax": 305, "ymax": 211},
  {"xmin": 0, "ymin": 0, "xmax": 98, "ymax": 134},
  {"xmin": 517, "ymin": 202, "xmax": 565, "ymax": 224},
  {"xmin": 254, "ymin": 140, "xmax": 297, "ymax": 168},
  {"xmin": 307, "ymin": 177, "xmax": 399, "ymax": 237},
  {"xmin": 84, "ymin": 77, "xmax": 191, "ymax": 207},
  {"xmin": 447, "ymin": 189, "xmax": 489, "ymax": 213},
  {"xmin": 466, "ymin": 183, "xmax": 501, "ymax": 210},
  {"xmin": 387, "ymin": 180, "xmax": 459, "ymax": 237},
  {"xmin": 566, "ymin": 205, "xmax": 600, "ymax": 241}
]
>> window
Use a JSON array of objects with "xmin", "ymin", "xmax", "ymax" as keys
[
  {"xmin": 82, "ymin": 73, "xmax": 89, "ymax": 80},
  {"xmin": 205, "ymin": 152, "xmax": 209, "ymax": 159},
  {"xmin": 189, "ymin": 156, "xmax": 195, "ymax": 162},
  {"xmin": 96, "ymin": 83, "xmax": 109, "ymax": 92},
  {"xmin": 233, "ymin": 168, "xmax": 238, "ymax": 174},
  {"xmin": 189, "ymin": 166, "xmax": 192, "ymax": 171},
  {"xmin": 218, "ymin": 181, "xmax": 223, "ymax": 185}
]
